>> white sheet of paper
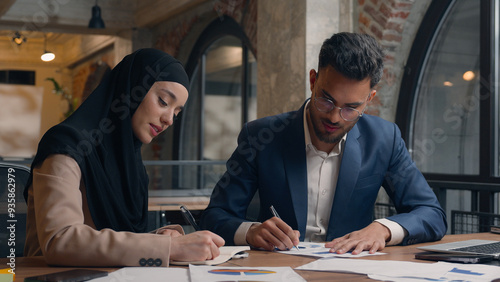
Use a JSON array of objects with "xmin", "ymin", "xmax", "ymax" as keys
[
  {"xmin": 436, "ymin": 261, "xmax": 500, "ymax": 282},
  {"xmin": 170, "ymin": 246, "xmax": 250, "ymax": 265},
  {"xmin": 296, "ymin": 258, "xmax": 500, "ymax": 281},
  {"xmin": 189, "ymin": 265, "xmax": 306, "ymax": 282},
  {"xmin": 276, "ymin": 241, "xmax": 386, "ymax": 258},
  {"xmin": 296, "ymin": 258, "xmax": 448, "ymax": 279},
  {"xmin": 89, "ymin": 267, "xmax": 189, "ymax": 282},
  {"xmin": 368, "ymin": 274, "xmax": 441, "ymax": 282},
  {"xmin": 369, "ymin": 262, "xmax": 500, "ymax": 282}
]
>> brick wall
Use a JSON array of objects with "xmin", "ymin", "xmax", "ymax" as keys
[
  {"xmin": 154, "ymin": 0, "xmax": 257, "ymax": 59},
  {"xmin": 71, "ymin": 49, "xmax": 114, "ymax": 105},
  {"xmin": 357, "ymin": 0, "xmax": 415, "ymax": 118}
]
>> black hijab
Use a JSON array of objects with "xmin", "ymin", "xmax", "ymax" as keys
[{"xmin": 24, "ymin": 48, "xmax": 189, "ymax": 233}]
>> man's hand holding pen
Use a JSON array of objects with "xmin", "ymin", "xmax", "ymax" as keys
[{"xmin": 246, "ymin": 206, "xmax": 300, "ymax": 251}]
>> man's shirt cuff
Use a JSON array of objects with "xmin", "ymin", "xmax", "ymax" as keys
[
  {"xmin": 374, "ymin": 218, "xmax": 407, "ymax": 245},
  {"xmin": 234, "ymin": 222, "xmax": 261, "ymax": 245}
]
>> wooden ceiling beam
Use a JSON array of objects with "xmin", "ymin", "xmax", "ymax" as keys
[
  {"xmin": 134, "ymin": 0, "xmax": 208, "ymax": 28},
  {"xmin": 0, "ymin": 0, "xmax": 16, "ymax": 17},
  {"xmin": 0, "ymin": 0, "xmax": 135, "ymax": 35}
]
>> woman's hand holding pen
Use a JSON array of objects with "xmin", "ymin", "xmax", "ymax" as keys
[
  {"xmin": 246, "ymin": 217, "xmax": 300, "ymax": 251},
  {"xmin": 170, "ymin": 231, "xmax": 225, "ymax": 261}
]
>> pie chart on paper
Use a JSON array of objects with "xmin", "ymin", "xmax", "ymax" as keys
[{"xmin": 208, "ymin": 268, "xmax": 276, "ymax": 276}]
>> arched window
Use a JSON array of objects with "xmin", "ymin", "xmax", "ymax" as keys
[
  {"xmin": 397, "ymin": 0, "xmax": 500, "ymax": 220},
  {"xmin": 143, "ymin": 17, "xmax": 256, "ymax": 194},
  {"xmin": 179, "ymin": 23, "xmax": 257, "ymax": 161},
  {"xmin": 174, "ymin": 16, "xmax": 256, "ymax": 190}
]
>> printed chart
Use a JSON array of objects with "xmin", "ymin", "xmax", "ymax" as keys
[
  {"xmin": 208, "ymin": 269, "xmax": 276, "ymax": 275},
  {"xmin": 189, "ymin": 265, "xmax": 306, "ymax": 282}
]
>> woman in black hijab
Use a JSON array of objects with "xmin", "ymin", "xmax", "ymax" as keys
[{"xmin": 24, "ymin": 48, "xmax": 224, "ymax": 267}]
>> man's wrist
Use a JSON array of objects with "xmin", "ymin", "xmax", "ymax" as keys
[
  {"xmin": 374, "ymin": 218, "xmax": 406, "ymax": 245},
  {"xmin": 234, "ymin": 221, "xmax": 260, "ymax": 245}
]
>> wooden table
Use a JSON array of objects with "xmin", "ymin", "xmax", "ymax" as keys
[{"xmin": 3, "ymin": 233, "xmax": 499, "ymax": 281}]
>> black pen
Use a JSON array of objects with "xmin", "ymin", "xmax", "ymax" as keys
[
  {"xmin": 180, "ymin": 205, "xmax": 200, "ymax": 231},
  {"xmin": 269, "ymin": 205, "xmax": 300, "ymax": 251}
]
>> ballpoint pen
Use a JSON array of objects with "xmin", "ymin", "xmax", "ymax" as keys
[
  {"xmin": 180, "ymin": 205, "xmax": 200, "ymax": 231},
  {"xmin": 269, "ymin": 205, "xmax": 300, "ymax": 251}
]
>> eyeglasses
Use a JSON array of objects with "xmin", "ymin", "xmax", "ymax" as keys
[{"xmin": 313, "ymin": 94, "xmax": 369, "ymax": 122}]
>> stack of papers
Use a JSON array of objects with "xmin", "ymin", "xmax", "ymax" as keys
[
  {"xmin": 90, "ymin": 265, "xmax": 305, "ymax": 282},
  {"xmin": 295, "ymin": 258, "xmax": 500, "ymax": 281},
  {"xmin": 89, "ymin": 242, "xmax": 500, "ymax": 281}
]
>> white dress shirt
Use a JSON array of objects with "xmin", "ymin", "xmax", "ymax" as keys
[{"xmin": 303, "ymin": 104, "xmax": 344, "ymax": 242}]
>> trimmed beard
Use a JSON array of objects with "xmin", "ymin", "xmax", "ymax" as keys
[{"xmin": 309, "ymin": 107, "xmax": 354, "ymax": 145}]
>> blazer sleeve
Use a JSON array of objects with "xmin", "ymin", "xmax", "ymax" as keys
[
  {"xmin": 200, "ymin": 124, "xmax": 260, "ymax": 245},
  {"xmin": 31, "ymin": 154, "xmax": 174, "ymax": 267},
  {"xmin": 382, "ymin": 124, "xmax": 447, "ymax": 245}
]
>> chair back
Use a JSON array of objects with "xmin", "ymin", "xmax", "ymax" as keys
[{"xmin": 451, "ymin": 210, "xmax": 500, "ymax": 234}]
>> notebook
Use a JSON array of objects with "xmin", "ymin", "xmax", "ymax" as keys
[
  {"xmin": 170, "ymin": 246, "xmax": 250, "ymax": 266},
  {"xmin": 417, "ymin": 239, "xmax": 500, "ymax": 259}
]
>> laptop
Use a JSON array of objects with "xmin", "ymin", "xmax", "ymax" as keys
[{"xmin": 417, "ymin": 239, "xmax": 500, "ymax": 259}]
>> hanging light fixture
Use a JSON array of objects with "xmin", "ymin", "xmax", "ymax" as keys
[
  {"xmin": 88, "ymin": 0, "xmax": 105, "ymax": 29},
  {"xmin": 12, "ymin": 31, "xmax": 27, "ymax": 46},
  {"xmin": 41, "ymin": 34, "xmax": 55, "ymax": 62}
]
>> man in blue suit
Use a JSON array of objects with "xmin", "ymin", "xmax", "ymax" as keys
[{"xmin": 200, "ymin": 32, "xmax": 447, "ymax": 254}]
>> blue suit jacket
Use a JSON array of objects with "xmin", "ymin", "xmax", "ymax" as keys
[{"xmin": 200, "ymin": 101, "xmax": 447, "ymax": 245}]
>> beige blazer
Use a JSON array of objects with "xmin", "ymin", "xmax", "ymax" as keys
[{"xmin": 24, "ymin": 154, "xmax": 183, "ymax": 267}]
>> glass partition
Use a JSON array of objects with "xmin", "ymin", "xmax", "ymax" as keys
[
  {"xmin": 203, "ymin": 36, "xmax": 242, "ymax": 161},
  {"xmin": 411, "ymin": 0, "xmax": 480, "ymax": 174}
]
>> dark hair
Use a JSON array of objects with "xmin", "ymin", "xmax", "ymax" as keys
[{"xmin": 318, "ymin": 32, "xmax": 384, "ymax": 88}]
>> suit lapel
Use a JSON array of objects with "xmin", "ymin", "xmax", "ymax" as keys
[
  {"xmin": 283, "ymin": 103, "xmax": 308, "ymax": 238},
  {"xmin": 327, "ymin": 124, "xmax": 361, "ymax": 237}
]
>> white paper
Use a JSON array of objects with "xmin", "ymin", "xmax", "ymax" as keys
[
  {"xmin": 276, "ymin": 241, "xmax": 386, "ymax": 258},
  {"xmin": 296, "ymin": 258, "xmax": 500, "ymax": 282},
  {"xmin": 296, "ymin": 258, "xmax": 448, "ymax": 279},
  {"xmin": 170, "ymin": 246, "xmax": 250, "ymax": 265},
  {"xmin": 368, "ymin": 274, "xmax": 447, "ymax": 282},
  {"xmin": 89, "ymin": 267, "xmax": 189, "ymax": 282},
  {"xmin": 436, "ymin": 261, "xmax": 500, "ymax": 282},
  {"xmin": 369, "ymin": 264, "xmax": 500, "ymax": 282},
  {"xmin": 189, "ymin": 265, "xmax": 306, "ymax": 282}
]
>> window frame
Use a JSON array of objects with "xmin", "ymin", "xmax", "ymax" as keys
[
  {"xmin": 173, "ymin": 15, "xmax": 255, "ymax": 161},
  {"xmin": 396, "ymin": 0, "xmax": 500, "ymax": 213}
]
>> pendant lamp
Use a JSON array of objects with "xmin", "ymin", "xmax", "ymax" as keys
[
  {"xmin": 88, "ymin": 0, "xmax": 105, "ymax": 29},
  {"xmin": 41, "ymin": 34, "xmax": 55, "ymax": 62}
]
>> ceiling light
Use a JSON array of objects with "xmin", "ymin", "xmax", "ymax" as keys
[
  {"xmin": 463, "ymin": 71, "xmax": 475, "ymax": 81},
  {"xmin": 88, "ymin": 0, "xmax": 105, "ymax": 29},
  {"xmin": 41, "ymin": 34, "xmax": 55, "ymax": 62},
  {"xmin": 12, "ymin": 31, "xmax": 27, "ymax": 46},
  {"xmin": 41, "ymin": 51, "xmax": 55, "ymax": 62}
]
